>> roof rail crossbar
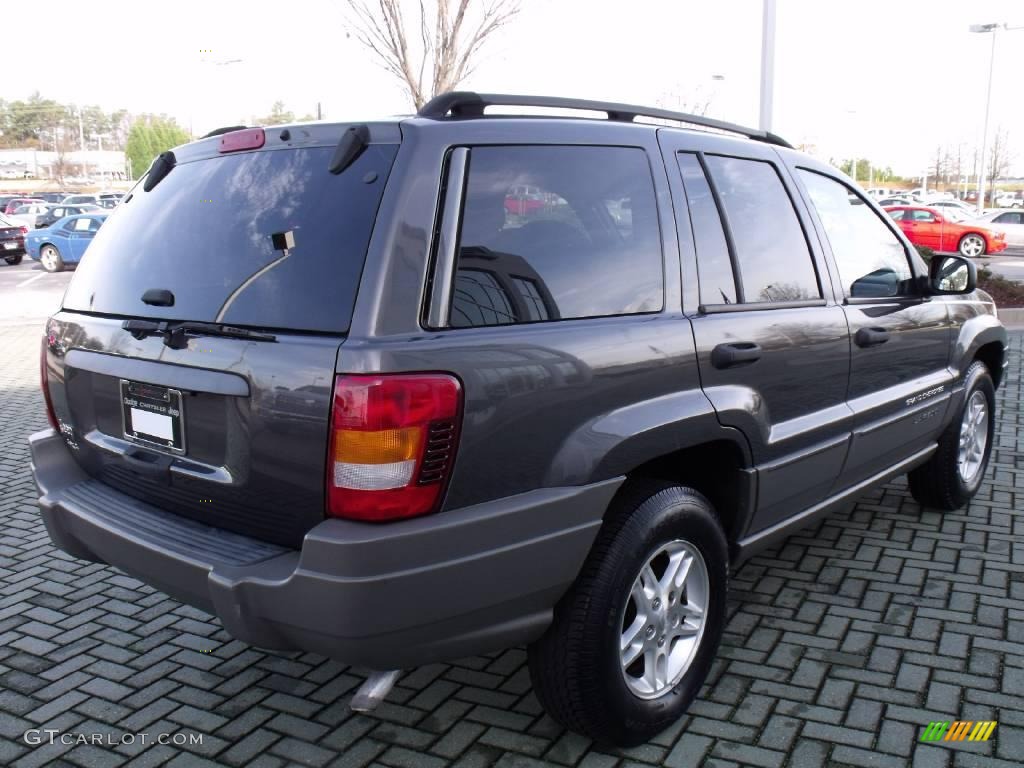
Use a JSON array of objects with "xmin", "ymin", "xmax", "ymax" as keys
[{"xmin": 417, "ymin": 92, "xmax": 793, "ymax": 149}]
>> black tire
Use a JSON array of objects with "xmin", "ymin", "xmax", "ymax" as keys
[
  {"xmin": 527, "ymin": 481, "xmax": 728, "ymax": 746},
  {"xmin": 3, "ymin": 254, "xmax": 22, "ymax": 265},
  {"xmin": 908, "ymin": 361, "xmax": 995, "ymax": 510},
  {"xmin": 40, "ymin": 244, "xmax": 64, "ymax": 273}
]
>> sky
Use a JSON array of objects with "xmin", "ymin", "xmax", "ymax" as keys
[{"xmin": 4, "ymin": 0, "xmax": 1024, "ymax": 177}]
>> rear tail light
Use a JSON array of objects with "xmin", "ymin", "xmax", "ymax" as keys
[
  {"xmin": 19, "ymin": 226, "xmax": 28, "ymax": 235},
  {"xmin": 219, "ymin": 127, "xmax": 265, "ymax": 153},
  {"xmin": 40, "ymin": 335, "xmax": 58, "ymax": 430},
  {"xmin": 327, "ymin": 374, "xmax": 462, "ymax": 522}
]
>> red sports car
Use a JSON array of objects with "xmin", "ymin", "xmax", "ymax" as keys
[{"xmin": 883, "ymin": 205, "xmax": 1006, "ymax": 257}]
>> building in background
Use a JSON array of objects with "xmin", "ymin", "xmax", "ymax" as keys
[{"xmin": 0, "ymin": 149, "xmax": 129, "ymax": 183}]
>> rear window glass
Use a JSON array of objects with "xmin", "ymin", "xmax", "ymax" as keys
[
  {"xmin": 451, "ymin": 145, "xmax": 663, "ymax": 327},
  {"xmin": 63, "ymin": 143, "xmax": 398, "ymax": 333}
]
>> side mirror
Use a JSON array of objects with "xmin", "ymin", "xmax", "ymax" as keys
[{"xmin": 929, "ymin": 254, "xmax": 976, "ymax": 295}]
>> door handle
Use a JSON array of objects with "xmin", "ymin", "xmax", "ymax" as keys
[
  {"xmin": 711, "ymin": 342, "xmax": 762, "ymax": 369},
  {"xmin": 855, "ymin": 326, "xmax": 890, "ymax": 348}
]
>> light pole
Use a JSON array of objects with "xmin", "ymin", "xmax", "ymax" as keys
[
  {"xmin": 969, "ymin": 22, "xmax": 1023, "ymax": 213},
  {"xmin": 970, "ymin": 23, "xmax": 999, "ymax": 214},
  {"xmin": 759, "ymin": 0, "xmax": 777, "ymax": 132}
]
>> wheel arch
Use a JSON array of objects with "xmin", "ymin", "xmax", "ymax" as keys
[
  {"xmin": 955, "ymin": 315, "xmax": 1007, "ymax": 389},
  {"xmin": 974, "ymin": 339, "xmax": 1006, "ymax": 389},
  {"xmin": 613, "ymin": 438, "xmax": 756, "ymax": 548}
]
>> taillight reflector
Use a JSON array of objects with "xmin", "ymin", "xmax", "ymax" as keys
[
  {"xmin": 327, "ymin": 374, "xmax": 462, "ymax": 522},
  {"xmin": 40, "ymin": 334, "xmax": 58, "ymax": 430},
  {"xmin": 219, "ymin": 127, "xmax": 265, "ymax": 153}
]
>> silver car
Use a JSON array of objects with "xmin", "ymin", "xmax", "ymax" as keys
[{"xmin": 974, "ymin": 210, "xmax": 1024, "ymax": 246}]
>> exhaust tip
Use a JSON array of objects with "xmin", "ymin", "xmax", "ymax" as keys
[{"xmin": 350, "ymin": 669, "xmax": 402, "ymax": 713}]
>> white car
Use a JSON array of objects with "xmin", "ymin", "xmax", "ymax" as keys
[
  {"xmin": 9, "ymin": 203, "xmax": 50, "ymax": 229},
  {"xmin": 924, "ymin": 199, "xmax": 977, "ymax": 217},
  {"xmin": 994, "ymin": 192, "xmax": 1021, "ymax": 208},
  {"xmin": 974, "ymin": 209, "xmax": 1024, "ymax": 246},
  {"xmin": 61, "ymin": 194, "xmax": 99, "ymax": 205}
]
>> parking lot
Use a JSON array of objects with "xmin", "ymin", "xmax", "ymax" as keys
[
  {"xmin": 0, "ymin": 271, "xmax": 1021, "ymax": 767},
  {"xmin": 978, "ymin": 247, "xmax": 1024, "ymax": 282},
  {"xmin": 0, "ymin": 261, "xmax": 73, "ymax": 324}
]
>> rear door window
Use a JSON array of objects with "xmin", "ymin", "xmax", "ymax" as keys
[
  {"xmin": 450, "ymin": 145, "xmax": 663, "ymax": 327},
  {"xmin": 703, "ymin": 155, "xmax": 821, "ymax": 303},
  {"xmin": 62, "ymin": 142, "xmax": 398, "ymax": 333},
  {"xmin": 676, "ymin": 153, "xmax": 736, "ymax": 306}
]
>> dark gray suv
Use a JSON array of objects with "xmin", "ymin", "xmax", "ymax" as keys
[{"xmin": 30, "ymin": 93, "xmax": 1007, "ymax": 746}]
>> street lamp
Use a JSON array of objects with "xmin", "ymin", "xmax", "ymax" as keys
[
  {"xmin": 970, "ymin": 23, "xmax": 999, "ymax": 215},
  {"xmin": 969, "ymin": 22, "xmax": 1023, "ymax": 214}
]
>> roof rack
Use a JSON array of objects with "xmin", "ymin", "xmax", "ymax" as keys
[{"xmin": 417, "ymin": 92, "xmax": 793, "ymax": 149}]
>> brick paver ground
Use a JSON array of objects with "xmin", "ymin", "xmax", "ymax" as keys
[{"xmin": 1, "ymin": 319, "xmax": 1021, "ymax": 768}]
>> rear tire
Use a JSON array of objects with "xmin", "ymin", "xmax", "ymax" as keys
[
  {"xmin": 527, "ymin": 481, "xmax": 728, "ymax": 746},
  {"xmin": 908, "ymin": 361, "xmax": 995, "ymax": 510},
  {"xmin": 3, "ymin": 254, "xmax": 22, "ymax": 265},
  {"xmin": 40, "ymin": 244, "xmax": 63, "ymax": 273}
]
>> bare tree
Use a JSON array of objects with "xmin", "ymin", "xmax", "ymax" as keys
[
  {"xmin": 345, "ymin": 0, "xmax": 520, "ymax": 110},
  {"xmin": 930, "ymin": 145, "xmax": 949, "ymax": 189},
  {"xmin": 656, "ymin": 90, "xmax": 714, "ymax": 117},
  {"xmin": 986, "ymin": 127, "xmax": 1013, "ymax": 196},
  {"xmin": 50, "ymin": 126, "xmax": 71, "ymax": 186}
]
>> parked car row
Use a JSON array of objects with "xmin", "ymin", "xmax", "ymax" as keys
[
  {"xmin": 23, "ymin": 213, "xmax": 109, "ymax": 272},
  {"xmin": 868, "ymin": 187, "xmax": 1023, "ymax": 208},
  {"xmin": 0, "ymin": 200, "xmax": 111, "ymax": 272},
  {"xmin": 0, "ymin": 191, "xmax": 124, "ymax": 216}
]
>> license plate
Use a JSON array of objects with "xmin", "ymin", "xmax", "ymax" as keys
[
  {"xmin": 120, "ymin": 380, "xmax": 185, "ymax": 452},
  {"xmin": 2, "ymin": 242, "xmax": 15, "ymax": 249}
]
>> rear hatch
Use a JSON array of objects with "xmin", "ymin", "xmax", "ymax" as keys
[{"xmin": 45, "ymin": 124, "xmax": 400, "ymax": 548}]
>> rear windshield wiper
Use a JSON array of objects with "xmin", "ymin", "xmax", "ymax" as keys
[{"xmin": 122, "ymin": 319, "xmax": 277, "ymax": 349}]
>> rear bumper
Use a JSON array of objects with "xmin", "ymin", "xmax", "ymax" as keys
[{"xmin": 30, "ymin": 428, "xmax": 619, "ymax": 668}]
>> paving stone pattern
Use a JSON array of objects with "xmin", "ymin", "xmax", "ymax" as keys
[{"xmin": 1, "ymin": 320, "xmax": 1021, "ymax": 768}]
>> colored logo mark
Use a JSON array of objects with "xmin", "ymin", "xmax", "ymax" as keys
[{"xmin": 921, "ymin": 721, "xmax": 997, "ymax": 742}]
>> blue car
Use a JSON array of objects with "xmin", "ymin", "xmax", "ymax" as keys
[{"xmin": 25, "ymin": 213, "xmax": 108, "ymax": 272}]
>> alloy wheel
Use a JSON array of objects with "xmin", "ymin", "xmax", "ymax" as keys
[
  {"xmin": 619, "ymin": 539, "xmax": 709, "ymax": 699},
  {"xmin": 957, "ymin": 390, "xmax": 989, "ymax": 485},
  {"xmin": 960, "ymin": 235, "xmax": 985, "ymax": 258},
  {"xmin": 41, "ymin": 247, "xmax": 57, "ymax": 272}
]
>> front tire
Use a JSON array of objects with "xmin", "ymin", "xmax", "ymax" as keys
[
  {"xmin": 527, "ymin": 481, "xmax": 728, "ymax": 746},
  {"xmin": 40, "ymin": 244, "xmax": 64, "ymax": 273},
  {"xmin": 908, "ymin": 361, "xmax": 995, "ymax": 510},
  {"xmin": 958, "ymin": 233, "xmax": 986, "ymax": 258}
]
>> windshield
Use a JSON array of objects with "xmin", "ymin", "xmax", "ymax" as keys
[{"xmin": 62, "ymin": 142, "xmax": 398, "ymax": 333}]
